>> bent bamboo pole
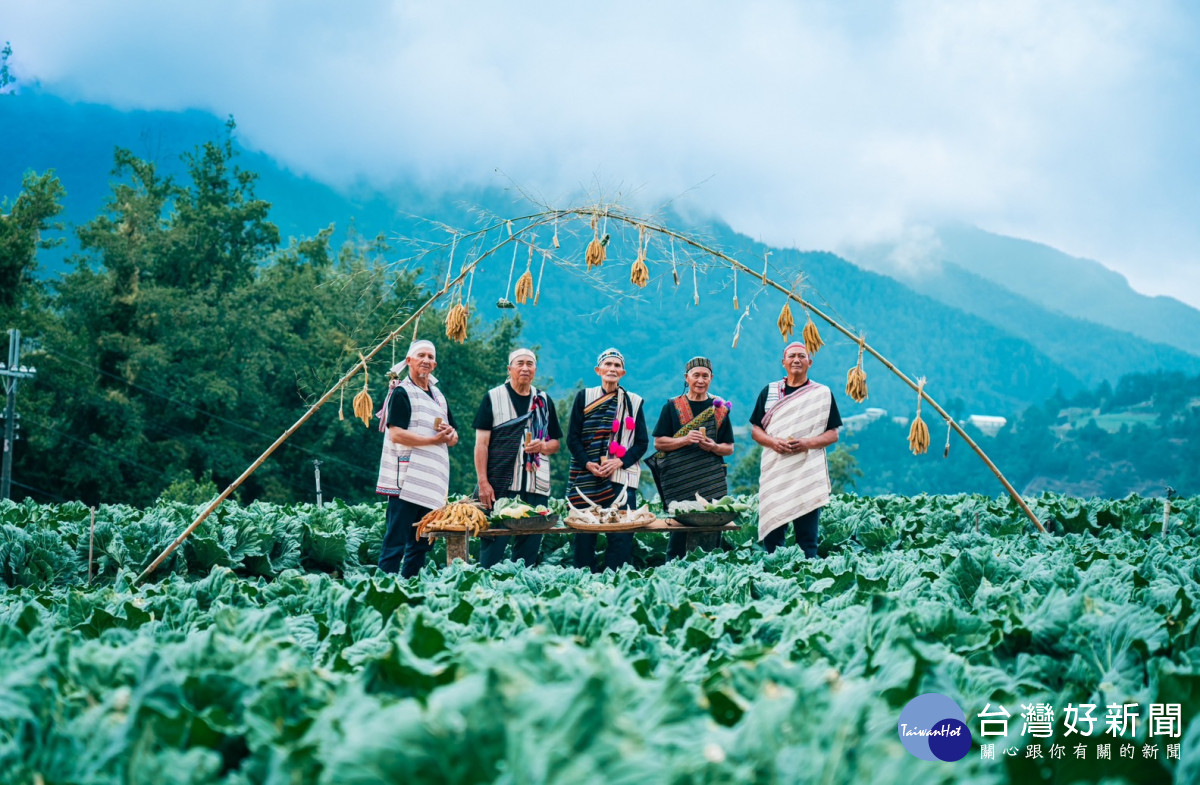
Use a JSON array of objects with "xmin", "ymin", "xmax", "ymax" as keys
[
  {"xmin": 559, "ymin": 208, "xmax": 1046, "ymax": 534},
  {"xmin": 135, "ymin": 224, "xmax": 546, "ymax": 582}
]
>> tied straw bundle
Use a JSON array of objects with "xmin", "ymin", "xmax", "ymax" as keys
[
  {"xmin": 908, "ymin": 377, "xmax": 930, "ymax": 455},
  {"xmin": 845, "ymin": 335, "xmax": 868, "ymax": 403},
  {"xmin": 351, "ymin": 353, "xmax": 373, "ymax": 427}
]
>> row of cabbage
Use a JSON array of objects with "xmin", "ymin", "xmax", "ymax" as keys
[
  {"xmin": 0, "ymin": 493, "xmax": 1194, "ymax": 589},
  {"xmin": 1, "ymin": 520, "xmax": 1198, "ymax": 783}
]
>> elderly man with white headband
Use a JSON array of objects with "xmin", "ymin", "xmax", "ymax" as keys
[
  {"xmin": 749, "ymin": 341, "xmax": 842, "ymax": 558},
  {"xmin": 472, "ymin": 347, "xmax": 563, "ymax": 568},
  {"xmin": 375, "ymin": 339, "xmax": 459, "ymax": 576},
  {"xmin": 566, "ymin": 347, "xmax": 649, "ymax": 572}
]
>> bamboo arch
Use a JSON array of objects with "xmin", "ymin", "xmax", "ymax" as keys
[{"xmin": 136, "ymin": 204, "xmax": 1044, "ymax": 582}]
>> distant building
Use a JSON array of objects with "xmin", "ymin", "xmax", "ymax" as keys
[
  {"xmin": 967, "ymin": 414, "xmax": 1007, "ymax": 436},
  {"xmin": 842, "ymin": 407, "xmax": 889, "ymax": 432}
]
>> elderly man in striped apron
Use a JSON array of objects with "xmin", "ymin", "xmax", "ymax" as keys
[
  {"xmin": 472, "ymin": 347, "xmax": 563, "ymax": 567},
  {"xmin": 647, "ymin": 356, "xmax": 735, "ymax": 559},
  {"xmin": 750, "ymin": 341, "xmax": 842, "ymax": 557},
  {"xmin": 566, "ymin": 347, "xmax": 649, "ymax": 572},
  {"xmin": 375, "ymin": 339, "xmax": 460, "ymax": 577}
]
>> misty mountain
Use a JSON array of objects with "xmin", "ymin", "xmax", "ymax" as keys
[{"xmin": 6, "ymin": 89, "xmax": 1200, "ymax": 421}]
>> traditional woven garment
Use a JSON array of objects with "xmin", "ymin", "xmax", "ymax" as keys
[
  {"xmin": 646, "ymin": 396, "xmax": 729, "ymax": 505},
  {"xmin": 483, "ymin": 383, "xmax": 551, "ymax": 496},
  {"xmin": 374, "ymin": 377, "xmax": 451, "ymax": 509},
  {"xmin": 567, "ymin": 386, "xmax": 642, "ymax": 508},
  {"xmin": 757, "ymin": 380, "xmax": 832, "ymax": 541}
]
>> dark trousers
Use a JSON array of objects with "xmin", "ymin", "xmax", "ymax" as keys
[
  {"xmin": 572, "ymin": 483, "xmax": 635, "ymax": 572},
  {"xmin": 378, "ymin": 496, "xmax": 434, "ymax": 577},
  {"xmin": 762, "ymin": 508, "xmax": 821, "ymax": 558},
  {"xmin": 480, "ymin": 490, "xmax": 547, "ymax": 568},
  {"xmin": 666, "ymin": 530, "xmax": 729, "ymax": 560}
]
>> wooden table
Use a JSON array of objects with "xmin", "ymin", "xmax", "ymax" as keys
[{"xmin": 426, "ymin": 519, "xmax": 740, "ymax": 564}]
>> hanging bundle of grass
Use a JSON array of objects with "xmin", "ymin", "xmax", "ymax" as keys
[
  {"xmin": 802, "ymin": 313, "xmax": 825, "ymax": 355},
  {"xmin": 630, "ymin": 225, "xmax": 649, "ymax": 287},
  {"xmin": 845, "ymin": 335, "xmax": 868, "ymax": 402},
  {"xmin": 908, "ymin": 377, "xmax": 930, "ymax": 455},
  {"xmin": 777, "ymin": 301, "xmax": 795, "ymax": 341},
  {"xmin": 352, "ymin": 353, "xmax": 374, "ymax": 427}
]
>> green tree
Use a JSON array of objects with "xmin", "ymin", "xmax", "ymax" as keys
[{"xmin": 0, "ymin": 171, "xmax": 65, "ymax": 315}]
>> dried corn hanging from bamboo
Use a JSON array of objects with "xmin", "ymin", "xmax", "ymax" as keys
[
  {"xmin": 352, "ymin": 353, "xmax": 374, "ymax": 427},
  {"xmin": 630, "ymin": 224, "xmax": 649, "ymax": 287},
  {"xmin": 515, "ymin": 245, "xmax": 535, "ymax": 304},
  {"xmin": 586, "ymin": 215, "xmax": 607, "ymax": 269},
  {"xmin": 908, "ymin": 377, "xmax": 930, "ymax": 455},
  {"xmin": 802, "ymin": 312, "xmax": 824, "ymax": 355},
  {"xmin": 777, "ymin": 301, "xmax": 795, "ymax": 341},
  {"xmin": 533, "ymin": 249, "xmax": 548, "ymax": 305},
  {"xmin": 845, "ymin": 335, "xmax": 868, "ymax": 403},
  {"xmin": 446, "ymin": 301, "xmax": 469, "ymax": 343},
  {"xmin": 733, "ymin": 267, "xmax": 739, "ymax": 310}
]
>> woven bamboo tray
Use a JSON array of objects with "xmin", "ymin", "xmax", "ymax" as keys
[
  {"xmin": 564, "ymin": 514, "xmax": 654, "ymax": 533},
  {"xmin": 490, "ymin": 512, "xmax": 560, "ymax": 531},
  {"xmin": 672, "ymin": 511, "xmax": 740, "ymax": 527}
]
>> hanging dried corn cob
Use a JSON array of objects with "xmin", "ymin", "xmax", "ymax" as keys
[
  {"xmin": 338, "ymin": 384, "xmax": 346, "ymax": 421},
  {"xmin": 446, "ymin": 301, "xmax": 469, "ymax": 343},
  {"xmin": 733, "ymin": 267, "xmax": 739, "ymax": 310},
  {"xmin": 802, "ymin": 313, "xmax": 824, "ymax": 355},
  {"xmin": 943, "ymin": 419, "xmax": 952, "ymax": 458},
  {"xmin": 908, "ymin": 377, "xmax": 930, "ymax": 455},
  {"xmin": 777, "ymin": 300, "xmax": 795, "ymax": 341},
  {"xmin": 515, "ymin": 244, "xmax": 535, "ymax": 304},
  {"xmin": 845, "ymin": 335, "xmax": 868, "ymax": 402},
  {"xmin": 692, "ymin": 260, "xmax": 700, "ymax": 305},
  {"xmin": 352, "ymin": 353, "xmax": 374, "ymax": 427},
  {"xmin": 552, "ymin": 215, "xmax": 560, "ymax": 249},
  {"xmin": 586, "ymin": 215, "xmax": 608, "ymax": 269},
  {"xmin": 630, "ymin": 224, "xmax": 649, "ymax": 287}
]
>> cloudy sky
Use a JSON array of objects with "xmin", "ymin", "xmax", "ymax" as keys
[{"xmin": 5, "ymin": 0, "xmax": 1200, "ymax": 307}]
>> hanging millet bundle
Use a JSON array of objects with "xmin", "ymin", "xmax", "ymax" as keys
[
  {"xmin": 908, "ymin": 377, "xmax": 930, "ymax": 455},
  {"xmin": 446, "ymin": 302, "xmax": 469, "ymax": 343},
  {"xmin": 515, "ymin": 245, "xmax": 535, "ymax": 304},
  {"xmin": 585, "ymin": 215, "xmax": 608, "ymax": 270},
  {"xmin": 630, "ymin": 225, "xmax": 649, "ymax": 288},
  {"xmin": 352, "ymin": 353, "xmax": 374, "ymax": 428},
  {"xmin": 802, "ymin": 312, "xmax": 824, "ymax": 355},
  {"xmin": 845, "ymin": 335, "xmax": 868, "ymax": 403},
  {"xmin": 777, "ymin": 301, "xmax": 795, "ymax": 341}
]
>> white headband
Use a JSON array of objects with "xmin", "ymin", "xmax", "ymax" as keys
[
  {"xmin": 406, "ymin": 339, "xmax": 436, "ymax": 359},
  {"xmin": 508, "ymin": 348, "xmax": 536, "ymax": 364}
]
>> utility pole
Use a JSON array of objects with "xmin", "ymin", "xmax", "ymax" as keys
[
  {"xmin": 1, "ymin": 329, "xmax": 37, "ymax": 500},
  {"xmin": 313, "ymin": 459, "xmax": 323, "ymax": 506}
]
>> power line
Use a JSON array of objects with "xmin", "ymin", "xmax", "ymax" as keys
[{"xmin": 10, "ymin": 479, "xmax": 70, "ymax": 504}]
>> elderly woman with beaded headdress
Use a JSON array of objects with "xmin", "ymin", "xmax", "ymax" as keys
[
  {"xmin": 375, "ymin": 339, "xmax": 459, "ymax": 577},
  {"xmin": 565, "ymin": 347, "xmax": 649, "ymax": 572},
  {"xmin": 471, "ymin": 347, "xmax": 563, "ymax": 568},
  {"xmin": 750, "ymin": 341, "xmax": 842, "ymax": 557},
  {"xmin": 646, "ymin": 356, "xmax": 735, "ymax": 559}
]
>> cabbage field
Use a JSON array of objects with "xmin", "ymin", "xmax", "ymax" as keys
[{"xmin": 1, "ymin": 493, "xmax": 1198, "ymax": 784}]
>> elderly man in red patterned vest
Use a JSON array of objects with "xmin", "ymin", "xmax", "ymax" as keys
[
  {"xmin": 749, "ymin": 341, "xmax": 842, "ymax": 557},
  {"xmin": 375, "ymin": 339, "xmax": 460, "ymax": 576}
]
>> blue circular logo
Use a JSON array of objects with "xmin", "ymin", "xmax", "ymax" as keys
[{"xmin": 898, "ymin": 693, "xmax": 971, "ymax": 762}]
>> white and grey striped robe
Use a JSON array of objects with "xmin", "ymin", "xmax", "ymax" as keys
[
  {"xmin": 375, "ymin": 377, "xmax": 451, "ymax": 510},
  {"xmin": 757, "ymin": 380, "xmax": 833, "ymax": 541}
]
